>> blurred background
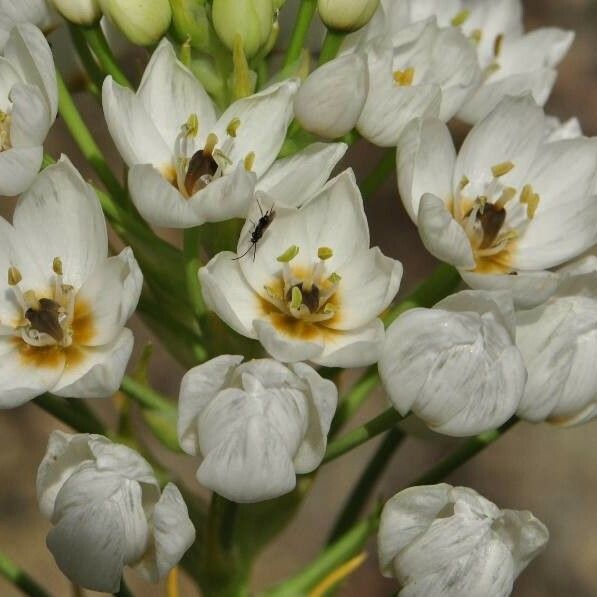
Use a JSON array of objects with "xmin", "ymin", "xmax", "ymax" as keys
[{"xmin": 1, "ymin": 0, "xmax": 596, "ymax": 595}]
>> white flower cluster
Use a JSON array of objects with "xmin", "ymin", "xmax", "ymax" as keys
[{"xmin": 0, "ymin": 0, "xmax": 593, "ymax": 595}]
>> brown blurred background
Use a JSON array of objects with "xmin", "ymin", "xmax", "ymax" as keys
[{"xmin": 1, "ymin": 1, "xmax": 596, "ymax": 595}]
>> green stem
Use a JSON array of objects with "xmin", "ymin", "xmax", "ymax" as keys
[
  {"xmin": 0, "ymin": 552, "xmax": 49, "ymax": 597},
  {"xmin": 34, "ymin": 394, "xmax": 106, "ymax": 434},
  {"xmin": 81, "ymin": 25, "xmax": 132, "ymax": 88},
  {"xmin": 360, "ymin": 149, "xmax": 396, "ymax": 200},
  {"xmin": 68, "ymin": 24, "xmax": 104, "ymax": 95},
  {"xmin": 120, "ymin": 376, "xmax": 175, "ymax": 413},
  {"xmin": 183, "ymin": 227, "xmax": 205, "ymax": 322},
  {"xmin": 56, "ymin": 70, "xmax": 126, "ymax": 201},
  {"xmin": 327, "ymin": 427, "xmax": 405, "ymax": 544},
  {"xmin": 283, "ymin": 0, "xmax": 317, "ymax": 68},
  {"xmin": 266, "ymin": 420, "xmax": 517, "ymax": 595},
  {"xmin": 323, "ymin": 408, "xmax": 403, "ymax": 464},
  {"xmin": 319, "ymin": 29, "xmax": 345, "ymax": 65}
]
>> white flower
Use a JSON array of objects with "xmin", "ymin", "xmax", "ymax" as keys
[
  {"xmin": 0, "ymin": 156, "xmax": 142, "ymax": 408},
  {"xmin": 379, "ymin": 290, "xmax": 525, "ymax": 436},
  {"xmin": 102, "ymin": 38, "xmax": 299, "ymax": 228},
  {"xmin": 378, "ymin": 483, "xmax": 549, "ymax": 597},
  {"xmin": 516, "ymin": 256, "xmax": 597, "ymax": 426},
  {"xmin": 0, "ymin": 0, "xmax": 56, "ymax": 49},
  {"xmin": 388, "ymin": 0, "xmax": 573, "ymax": 124},
  {"xmin": 178, "ymin": 355, "xmax": 337, "ymax": 502},
  {"xmin": 37, "ymin": 431, "xmax": 195, "ymax": 593},
  {"xmin": 0, "ymin": 23, "xmax": 57, "ymax": 196},
  {"xmin": 199, "ymin": 170, "xmax": 403, "ymax": 366},
  {"xmin": 398, "ymin": 95, "xmax": 597, "ymax": 308},
  {"xmin": 294, "ymin": 17, "xmax": 479, "ymax": 146}
]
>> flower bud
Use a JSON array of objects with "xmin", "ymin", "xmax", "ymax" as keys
[
  {"xmin": 51, "ymin": 0, "xmax": 101, "ymax": 25},
  {"xmin": 170, "ymin": 0, "xmax": 211, "ymax": 51},
  {"xmin": 98, "ymin": 0, "xmax": 171, "ymax": 46},
  {"xmin": 317, "ymin": 0, "xmax": 379, "ymax": 32},
  {"xmin": 212, "ymin": 0, "xmax": 274, "ymax": 59}
]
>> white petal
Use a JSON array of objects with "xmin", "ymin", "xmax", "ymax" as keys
[
  {"xmin": 197, "ymin": 414, "xmax": 297, "ymax": 502},
  {"xmin": 102, "ymin": 76, "xmax": 171, "ymax": 167},
  {"xmin": 0, "ymin": 144, "xmax": 41, "ymax": 196},
  {"xmin": 4, "ymin": 23, "xmax": 57, "ymax": 119},
  {"xmin": 253, "ymin": 318, "xmax": 324, "ymax": 363},
  {"xmin": 9, "ymin": 82, "xmax": 50, "ymax": 146},
  {"xmin": 128, "ymin": 163, "xmax": 255, "ymax": 228},
  {"xmin": 397, "ymin": 117, "xmax": 456, "ymax": 223},
  {"xmin": 417, "ymin": 193, "xmax": 475, "ymax": 269},
  {"xmin": 198, "ymin": 251, "xmax": 261, "ymax": 338},
  {"xmin": 294, "ymin": 53, "xmax": 368, "ymax": 139},
  {"xmin": 177, "ymin": 354, "xmax": 245, "ymax": 455},
  {"xmin": 313, "ymin": 318, "xmax": 384, "ymax": 367},
  {"xmin": 13, "ymin": 156, "xmax": 108, "ymax": 290},
  {"xmin": 113, "ymin": 247, "xmax": 143, "ymax": 324},
  {"xmin": 332, "ymin": 247, "xmax": 402, "ymax": 330},
  {"xmin": 137, "ymin": 39, "xmax": 217, "ymax": 150},
  {"xmin": 544, "ymin": 116, "xmax": 582, "ymax": 142},
  {"xmin": 256, "ymin": 142, "xmax": 348, "ymax": 207},
  {"xmin": 136, "ymin": 483, "xmax": 195, "ymax": 582},
  {"xmin": 212, "ymin": 79, "xmax": 299, "ymax": 177},
  {"xmin": 51, "ymin": 329, "xmax": 134, "ymax": 398},
  {"xmin": 0, "ymin": 56, "xmax": 21, "ymax": 107},
  {"xmin": 0, "ymin": 2, "xmax": 56, "ymax": 50},
  {"xmin": 0, "ymin": 337, "xmax": 65, "ymax": 408}
]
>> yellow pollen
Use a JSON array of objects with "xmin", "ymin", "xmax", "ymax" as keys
[
  {"xmin": 184, "ymin": 113, "xmax": 199, "ymax": 138},
  {"xmin": 494, "ymin": 34, "xmax": 504, "ymax": 57},
  {"xmin": 491, "ymin": 161, "xmax": 515, "ymax": 177},
  {"xmin": 458, "ymin": 175, "xmax": 470, "ymax": 190},
  {"xmin": 318, "ymin": 246, "xmax": 333, "ymax": 260},
  {"xmin": 52, "ymin": 257, "xmax": 63, "ymax": 276},
  {"xmin": 204, "ymin": 132, "xmax": 218, "ymax": 155},
  {"xmin": 226, "ymin": 117, "xmax": 241, "ymax": 137},
  {"xmin": 451, "ymin": 10, "xmax": 470, "ymax": 27},
  {"xmin": 393, "ymin": 67, "xmax": 415, "ymax": 86},
  {"xmin": 291, "ymin": 286, "xmax": 303, "ymax": 310},
  {"xmin": 8, "ymin": 266, "xmax": 21, "ymax": 286},
  {"xmin": 277, "ymin": 245, "xmax": 300, "ymax": 262},
  {"xmin": 470, "ymin": 29, "xmax": 482, "ymax": 43},
  {"xmin": 520, "ymin": 185, "xmax": 540, "ymax": 219},
  {"xmin": 244, "ymin": 151, "xmax": 256, "ymax": 171},
  {"xmin": 495, "ymin": 187, "xmax": 517, "ymax": 209}
]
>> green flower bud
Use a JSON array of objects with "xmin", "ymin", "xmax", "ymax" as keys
[
  {"xmin": 318, "ymin": 0, "xmax": 379, "ymax": 32},
  {"xmin": 212, "ymin": 0, "xmax": 274, "ymax": 59},
  {"xmin": 99, "ymin": 0, "xmax": 172, "ymax": 46},
  {"xmin": 170, "ymin": 0, "xmax": 211, "ymax": 51},
  {"xmin": 51, "ymin": 0, "xmax": 102, "ymax": 25}
]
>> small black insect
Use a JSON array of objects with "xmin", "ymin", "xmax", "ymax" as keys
[{"xmin": 233, "ymin": 199, "xmax": 276, "ymax": 261}]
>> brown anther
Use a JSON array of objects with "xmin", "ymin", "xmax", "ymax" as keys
[{"xmin": 494, "ymin": 33, "xmax": 504, "ymax": 57}]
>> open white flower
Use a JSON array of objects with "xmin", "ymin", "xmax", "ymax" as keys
[
  {"xmin": 516, "ymin": 256, "xmax": 597, "ymax": 426},
  {"xmin": 178, "ymin": 355, "xmax": 337, "ymax": 502},
  {"xmin": 379, "ymin": 290, "xmax": 525, "ymax": 436},
  {"xmin": 102, "ymin": 38, "xmax": 299, "ymax": 228},
  {"xmin": 0, "ymin": 0, "xmax": 56, "ymax": 49},
  {"xmin": 388, "ymin": 0, "xmax": 573, "ymax": 124},
  {"xmin": 199, "ymin": 170, "xmax": 403, "ymax": 366},
  {"xmin": 37, "ymin": 431, "xmax": 195, "ymax": 593},
  {"xmin": 398, "ymin": 95, "xmax": 597, "ymax": 308},
  {"xmin": 0, "ymin": 156, "xmax": 142, "ymax": 408},
  {"xmin": 0, "ymin": 23, "xmax": 57, "ymax": 196},
  {"xmin": 294, "ymin": 17, "xmax": 479, "ymax": 146},
  {"xmin": 378, "ymin": 483, "xmax": 549, "ymax": 597}
]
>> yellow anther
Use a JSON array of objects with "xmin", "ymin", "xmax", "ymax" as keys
[
  {"xmin": 8, "ymin": 266, "xmax": 21, "ymax": 286},
  {"xmin": 495, "ymin": 187, "xmax": 517, "ymax": 209},
  {"xmin": 318, "ymin": 246, "xmax": 333, "ymax": 260},
  {"xmin": 277, "ymin": 245, "xmax": 300, "ymax": 263},
  {"xmin": 226, "ymin": 117, "xmax": 241, "ymax": 138},
  {"xmin": 458, "ymin": 175, "xmax": 470, "ymax": 190},
  {"xmin": 483, "ymin": 62, "xmax": 501, "ymax": 79},
  {"xmin": 328, "ymin": 272, "xmax": 342, "ymax": 284},
  {"xmin": 204, "ymin": 133, "xmax": 218, "ymax": 155},
  {"xmin": 264, "ymin": 285, "xmax": 283, "ymax": 301},
  {"xmin": 491, "ymin": 161, "xmax": 515, "ymax": 177},
  {"xmin": 451, "ymin": 9, "xmax": 470, "ymax": 26},
  {"xmin": 184, "ymin": 113, "xmax": 199, "ymax": 138},
  {"xmin": 520, "ymin": 184, "xmax": 540, "ymax": 218},
  {"xmin": 470, "ymin": 29, "xmax": 482, "ymax": 43},
  {"xmin": 52, "ymin": 257, "xmax": 63, "ymax": 276},
  {"xmin": 323, "ymin": 303, "xmax": 336, "ymax": 314},
  {"xmin": 393, "ymin": 67, "xmax": 415, "ymax": 86},
  {"xmin": 476, "ymin": 195, "xmax": 488, "ymax": 212},
  {"xmin": 0, "ymin": 110, "xmax": 7, "ymax": 122},
  {"xmin": 520, "ymin": 184, "xmax": 533, "ymax": 204},
  {"xmin": 244, "ymin": 151, "xmax": 256, "ymax": 172},
  {"xmin": 291, "ymin": 286, "xmax": 303, "ymax": 310},
  {"xmin": 494, "ymin": 33, "xmax": 504, "ymax": 57}
]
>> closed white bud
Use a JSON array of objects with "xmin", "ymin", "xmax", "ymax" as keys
[
  {"xmin": 318, "ymin": 0, "xmax": 379, "ymax": 32},
  {"xmin": 51, "ymin": 0, "xmax": 101, "ymax": 25},
  {"xmin": 99, "ymin": 0, "xmax": 171, "ymax": 46}
]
